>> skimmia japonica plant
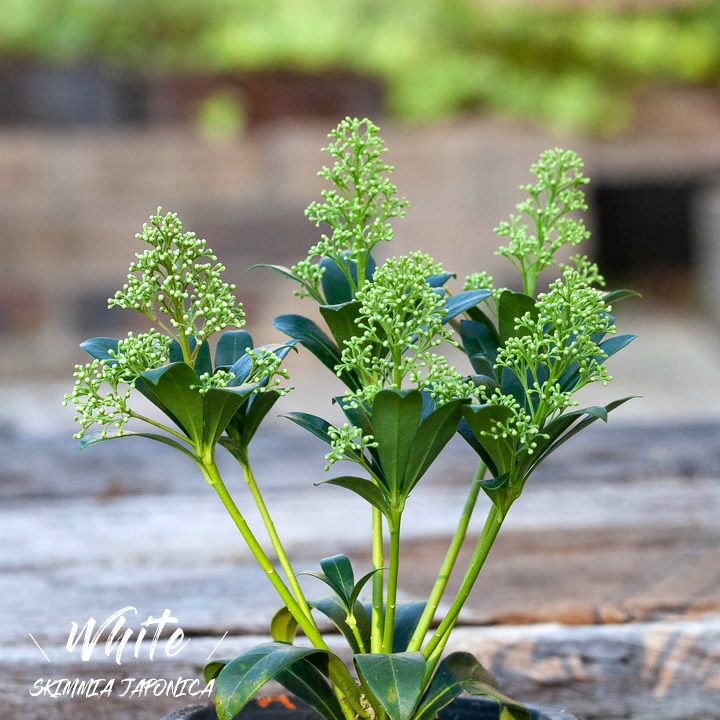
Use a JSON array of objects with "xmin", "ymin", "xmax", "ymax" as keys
[{"xmin": 66, "ymin": 118, "xmax": 637, "ymax": 720}]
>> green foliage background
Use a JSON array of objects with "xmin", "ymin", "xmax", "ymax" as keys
[{"xmin": 2, "ymin": 0, "xmax": 719, "ymax": 131}]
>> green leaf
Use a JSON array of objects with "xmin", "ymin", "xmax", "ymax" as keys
[
  {"xmin": 276, "ymin": 657, "xmax": 346, "ymax": 720},
  {"xmin": 201, "ymin": 386, "xmax": 252, "ymax": 450},
  {"xmin": 392, "ymin": 602, "xmax": 427, "ymax": 652},
  {"xmin": 79, "ymin": 337, "xmax": 119, "ymax": 362},
  {"xmin": 603, "ymin": 288, "xmax": 641, "ymax": 304},
  {"xmin": 466, "ymin": 683, "xmax": 531, "ymax": 720},
  {"xmin": 427, "ymin": 272, "xmax": 455, "ymax": 288},
  {"xmin": 140, "ymin": 362, "xmax": 204, "ymax": 442},
  {"xmin": 270, "ymin": 606, "xmax": 298, "ymax": 643},
  {"xmin": 318, "ymin": 476, "xmax": 390, "ymax": 516},
  {"xmin": 348, "ymin": 568, "xmax": 383, "ymax": 609},
  {"xmin": 320, "ymin": 554, "xmax": 355, "ymax": 605},
  {"xmin": 414, "ymin": 652, "xmax": 499, "ymax": 720},
  {"xmin": 273, "ymin": 314, "xmax": 342, "ymax": 376},
  {"xmin": 203, "ymin": 659, "xmax": 228, "ymax": 683},
  {"xmin": 371, "ymin": 390, "xmax": 423, "ymax": 500},
  {"xmin": 443, "ymin": 290, "xmax": 492, "ymax": 324},
  {"xmin": 497, "ymin": 290, "xmax": 537, "ymax": 345},
  {"xmin": 311, "ymin": 597, "xmax": 369, "ymax": 654},
  {"xmin": 459, "ymin": 320, "xmax": 499, "ymax": 371},
  {"xmin": 78, "ymin": 431, "xmax": 200, "ymax": 465},
  {"xmin": 320, "ymin": 301, "xmax": 362, "ymax": 349},
  {"xmin": 354, "ymin": 652, "xmax": 426, "ymax": 720},
  {"xmin": 320, "ymin": 257, "xmax": 355, "ymax": 305},
  {"xmin": 214, "ymin": 642, "xmax": 327, "ymax": 720},
  {"xmin": 460, "ymin": 405, "xmax": 516, "ymax": 479},
  {"xmin": 283, "ymin": 412, "xmax": 334, "ymax": 445},
  {"xmin": 403, "ymin": 400, "xmax": 464, "ymax": 494},
  {"xmin": 215, "ymin": 330, "xmax": 254, "ymax": 368},
  {"xmin": 195, "ymin": 340, "xmax": 213, "ymax": 376}
]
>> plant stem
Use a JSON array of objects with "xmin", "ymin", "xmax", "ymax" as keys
[
  {"xmin": 406, "ymin": 461, "xmax": 486, "ymax": 652},
  {"xmin": 381, "ymin": 512, "xmax": 401, "ymax": 653},
  {"xmin": 371, "ymin": 507, "xmax": 384, "ymax": 653},
  {"xmin": 201, "ymin": 459, "xmax": 364, "ymax": 716},
  {"xmin": 422, "ymin": 505, "xmax": 503, "ymax": 659},
  {"xmin": 238, "ymin": 449, "xmax": 315, "ymax": 623}
]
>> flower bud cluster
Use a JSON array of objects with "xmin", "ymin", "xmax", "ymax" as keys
[
  {"xmin": 63, "ymin": 331, "xmax": 170, "ymax": 439},
  {"xmin": 109, "ymin": 209, "xmax": 245, "ymax": 343},
  {"xmin": 193, "ymin": 369, "xmax": 237, "ymax": 396},
  {"xmin": 245, "ymin": 348, "xmax": 292, "ymax": 396},
  {"xmin": 325, "ymin": 423, "xmax": 379, "ymax": 470},
  {"xmin": 494, "ymin": 149, "xmax": 590, "ymax": 294},
  {"xmin": 292, "ymin": 118, "xmax": 408, "ymax": 298}
]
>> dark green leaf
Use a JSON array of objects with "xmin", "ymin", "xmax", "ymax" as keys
[
  {"xmin": 283, "ymin": 412, "xmax": 334, "ymax": 445},
  {"xmin": 348, "ymin": 568, "xmax": 384, "ymax": 609},
  {"xmin": 195, "ymin": 341, "xmax": 212, "ymax": 376},
  {"xmin": 497, "ymin": 291, "xmax": 536, "ymax": 345},
  {"xmin": 169, "ymin": 336, "xmax": 198, "ymax": 363},
  {"xmin": 311, "ymin": 596, "xmax": 368, "ymax": 654},
  {"xmin": 232, "ymin": 390, "xmax": 282, "ymax": 446},
  {"xmin": 274, "ymin": 314, "xmax": 342, "ymax": 376},
  {"xmin": 603, "ymin": 288, "xmax": 641, "ymax": 304},
  {"xmin": 354, "ymin": 652, "xmax": 426, "ymax": 720},
  {"xmin": 443, "ymin": 290, "xmax": 492, "ymax": 324},
  {"xmin": 461, "ymin": 405, "xmax": 516, "ymax": 479},
  {"xmin": 79, "ymin": 337, "xmax": 118, "ymax": 362},
  {"xmin": 392, "ymin": 602, "xmax": 427, "ymax": 653},
  {"xmin": 459, "ymin": 320, "xmax": 499, "ymax": 371},
  {"xmin": 371, "ymin": 390, "xmax": 423, "ymax": 499},
  {"xmin": 320, "ymin": 555, "xmax": 355, "ymax": 605},
  {"xmin": 214, "ymin": 642, "xmax": 327, "ymax": 720},
  {"xmin": 140, "ymin": 362, "xmax": 204, "ymax": 442},
  {"xmin": 276, "ymin": 657, "xmax": 346, "ymax": 720},
  {"xmin": 320, "ymin": 257, "xmax": 355, "ymax": 305},
  {"xmin": 78, "ymin": 430, "xmax": 200, "ymax": 465},
  {"xmin": 403, "ymin": 400, "xmax": 464, "ymax": 494},
  {"xmin": 415, "ymin": 652, "xmax": 499, "ymax": 720},
  {"xmin": 318, "ymin": 476, "xmax": 390, "ymax": 516},
  {"xmin": 215, "ymin": 330, "xmax": 254, "ymax": 368},
  {"xmin": 201, "ymin": 387, "xmax": 251, "ymax": 450},
  {"xmin": 320, "ymin": 301, "xmax": 362, "ymax": 349},
  {"xmin": 427, "ymin": 273, "xmax": 455, "ymax": 288},
  {"xmin": 466, "ymin": 682, "xmax": 531, "ymax": 720},
  {"xmin": 270, "ymin": 606, "xmax": 298, "ymax": 643}
]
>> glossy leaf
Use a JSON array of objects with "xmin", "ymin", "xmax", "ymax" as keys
[
  {"xmin": 458, "ymin": 320, "xmax": 499, "ymax": 371},
  {"xmin": 78, "ymin": 430, "xmax": 200, "ymax": 465},
  {"xmin": 320, "ymin": 257, "xmax": 355, "ymax": 305},
  {"xmin": 442, "ymin": 290, "xmax": 492, "ymax": 324},
  {"xmin": 79, "ymin": 337, "xmax": 119, "ymax": 362},
  {"xmin": 461, "ymin": 405, "xmax": 516, "ymax": 479},
  {"xmin": 403, "ymin": 400, "xmax": 464, "ymax": 494},
  {"xmin": 603, "ymin": 288, "xmax": 641, "ymax": 304},
  {"xmin": 276, "ymin": 657, "xmax": 346, "ymax": 720},
  {"xmin": 215, "ymin": 330, "xmax": 254, "ymax": 368},
  {"xmin": 270, "ymin": 606, "xmax": 298, "ymax": 643},
  {"xmin": 371, "ymin": 390, "xmax": 423, "ymax": 499},
  {"xmin": 497, "ymin": 290, "xmax": 536, "ymax": 345},
  {"xmin": 392, "ymin": 602, "xmax": 427, "ymax": 652},
  {"xmin": 320, "ymin": 554, "xmax": 355, "ymax": 605},
  {"xmin": 414, "ymin": 652, "xmax": 499, "ymax": 720},
  {"xmin": 284, "ymin": 412, "xmax": 334, "ymax": 445},
  {"xmin": 427, "ymin": 272, "xmax": 455, "ymax": 288},
  {"xmin": 214, "ymin": 642, "xmax": 327, "ymax": 720},
  {"xmin": 195, "ymin": 341, "xmax": 213, "ymax": 376},
  {"xmin": 274, "ymin": 314, "xmax": 342, "ymax": 376},
  {"xmin": 169, "ymin": 336, "xmax": 198, "ymax": 364},
  {"xmin": 311, "ymin": 596, "xmax": 370, "ymax": 654},
  {"xmin": 320, "ymin": 301, "xmax": 362, "ymax": 349},
  {"xmin": 140, "ymin": 362, "xmax": 204, "ymax": 441},
  {"xmin": 354, "ymin": 652, "xmax": 426, "ymax": 720},
  {"xmin": 201, "ymin": 386, "xmax": 252, "ymax": 450},
  {"xmin": 348, "ymin": 567, "xmax": 383, "ymax": 610},
  {"xmin": 318, "ymin": 476, "xmax": 390, "ymax": 516}
]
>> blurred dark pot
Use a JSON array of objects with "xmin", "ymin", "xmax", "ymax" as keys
[{"xmin": 162, "ymin": 695, "xmax": 577, "ymax": 720}]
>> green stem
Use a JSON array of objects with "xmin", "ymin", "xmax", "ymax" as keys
[
  {"xmin": 371, "ymin": 507, "xmax": 384, "ymax": 653},
  {"xmin": 422, "ymin": 505, "xmax": 503, "ymax": 659},
  {"xmin": 381, "ymin": 512, "xmax": 401, "ymax": 653},
  {"xmin": 201, "ymin": 459, "xmax": 364, "ymax": 716},
  {"xmin": 406, "ymin": 461, "xmax": 486, "ymax": 652},
  {"xmin": 238, "ymin": 450, "xmax": 315, "ymax": 623}
]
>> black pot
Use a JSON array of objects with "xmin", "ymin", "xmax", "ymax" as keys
[{"xmin": 162, "ymin": 696, "xmax": 577, "ymax": 720}]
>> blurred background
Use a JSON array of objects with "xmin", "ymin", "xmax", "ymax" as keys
[{"xmin": 2, "ymin": 2, "xmax": 720, "ymax": 719}]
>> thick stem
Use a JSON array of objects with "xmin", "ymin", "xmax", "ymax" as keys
[
  {"xmin": 422, "ymin": 505, "xmax": 503, "ymax": 658},
  {"xmin": 381, "ymin": 513, "xmax": 401, "ymax": 653},
  {"xmin": 238, "ymin": 450, "xmax": 314, "ymax": 623},
  {"xmin": 406, "ymin": 461, "xmax": 486, "ymax": 652},
  {"xmin": 371, "ymin": 507, "xmax": 384, "ymax": 653},
  {"xmin": 202, "ymin": 460, "xmax": 364, "ymax": 716}
]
